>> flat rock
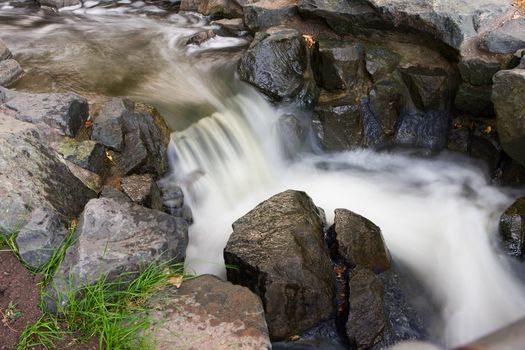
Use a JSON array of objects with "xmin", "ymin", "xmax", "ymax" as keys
[
  {"xmin": 120, "ymin": 174, "xmax": 163, "ymax": 210},
  {"xmin": 144, "ymin": 275, "xmax": 271, "ymax": 350},
  {"xmin": 2, "ymin": 89, "xmax": 89, "ymax": 137},
  {"xmin": 0, "ymin": 59, "xmax": 23, "ymax": 87},
  {"xmin": 0, "ymin": 113, "xmax": 95, "ymax": 269},
  {"xmin": 58, "ymin": 140, "xmax": 107, "ymax": 176},
  {"xmin": 224, "ymin": 190, "xmax": 334, "ymax": 340},
  {"xmin": 499, "ymin": 197, "xmax": 525, "ymax": 257},
  {"xmin": 333, "ymin": 208, "xmax": 391, "ymax": 273},
  {"xmin": 47, "ymin": 196, "xmax": 188, "ymax": 308}
]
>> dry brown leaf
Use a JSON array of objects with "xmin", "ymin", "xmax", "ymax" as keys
[{"xmin": 167, "ymin": 275, "xmax": 183, "ymax": 288}]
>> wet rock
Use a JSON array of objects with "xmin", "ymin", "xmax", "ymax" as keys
[
  {"xmin": 48, "ymin": 196, "xmax": 188, "ymax": 308},
  {"xmin": 458, "ymin": 58, "xmax": 501, "ymax": 87},
  {"xmin": 400, "ymin": 67, "xmax": 454, "ymax": 111},
  {"xmin": 333, "ymin": 208, "xmax": 391, "ymax": 273},
  {"xmin": 37, "ymin": 0, "xmax": 81, "ymax": 9},
  {"xmin": 0, "ymin": 59, "xmax": 23, "ymax": 87},
  {"xmin": 211, "ymin": 18, "xmax": 247, "ymax": 36},
  {"xmin": 497, "ymin": 157, "xmax": 525, "ymax": 186},
  {"xmin": 470, "ymin": 128, "xmax": 501, "ymax": 175},
  {"xmin": 493, "ymin": 68, "xmax": 525, "ymax": 167},
  {"xmin": 454, "ymin": 83, "xmax": 494, "ymax": 117},
  {"xmin": 447, "ymin": 127, "xmax": 470, "ymax": 154},
  {"xmin": 480, "ymin": 18, "xmax": 525, "ymax": 54},
  {"xmin": 393, "ymin": 109, "xmax": 451, "ymax": 152},
  {"xmin": 91, "ymin": 97, "xmax": 132, "ymax": 151},
  {"xmin": 346, "ymin": 267, "xmax": 385, "ymax": 349},
  {"xmin": 368, "ymin": 80, "xmax": 403, "ymax": 136},
  {"xmin": 224, "ymin": 190, "xmax": 335, "ymax": 340},
  {"xmin": 180, "ymin": 0, "xmax": 242, "ymax": 18},
  {"xmin": 499, "ymin": 197, "xmax": 525, "ymax": 257},
  {"xmin": 318, "ymin": 39, "xmax": 365, "ymax": 91},
  {"xmin": 186, "ymin": 30, "xmax": 216, "ymax": 46},
  {"xmin": 0, "ymin": 39, "xmax": 12, "ymax": 61},
  {"xmin": 243, "ymin": 0, "xmax": 297, "ymax": 31},
  {"xmin": 2, "ymin": 89, "xmax": 88, "ymax": 137},
  {"xmin": 238, "ymin": 26, "xmax": 317, "ymax": 105},
  {"xmin": 365, "ymin": 47, "xmax": 400, "ymax": 82},
  {"xmin": 0, "ymin": 113, "xmax": 95, "ymax": 269},
  {"xmin": 144, "ymin": 275, "xmax": 271, "ymax": 350},
  {"xmin": 120, "ymin": 174, "xmax": 163, "ymax": 210},
  {"xmin": 157, "ymin": 180, "xmax": 185, "ymax": 212},
  {"xmin": 58, "ymin": 140, "xmax": 107, "ymax": 176}
]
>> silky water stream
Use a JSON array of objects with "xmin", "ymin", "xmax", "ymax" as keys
[{"xmin": 1, "ymin": 3, "xmax": 525, "ymax": 348}]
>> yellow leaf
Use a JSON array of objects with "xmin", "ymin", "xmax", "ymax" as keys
[
  {"xmin": 105, "ymin": 150, "xmax": 114, "ymax": 162},
  {"xmin": 167, "ymin": 275, "xmax": 183, "ymax": 288}
]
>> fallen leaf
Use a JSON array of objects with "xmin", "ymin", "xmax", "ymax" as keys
[
  {"xmin": 105, "ymin": 150, "xmax": 114, "ymax": 162},
  {"xmin": 167, "ymin": 275, "xmax": 183, "ymax": 288}
]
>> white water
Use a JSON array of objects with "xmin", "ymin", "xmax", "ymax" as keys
[{"xmin": 170, "ymin": 83, "xmax": 525, "ymax": 347}]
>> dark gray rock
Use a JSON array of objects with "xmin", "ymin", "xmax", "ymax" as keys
[
  {"xmin": 458, "ymin": 58, "xmax": 501, "ymax": 86},
  {"xmin": 499, "ymin": 197, "xmax": 525, "ymax": 257},
  {"xmin": 48, "ymin": 196, "xmax": 188, "ymax": 308},
  {"xmin": 121, "ymin": 174, "xmax": 163, "ymax": 210},
  {"xmin": 347, "ymin": 267, "xmax": 385, "ymax": 349},
  {"xmin": 0, "ymin": 39, "xmax": 12, "ymax": 61},
  {"xmin": 114, "ymin": 129, "xmax": 149, "ymax": 175},
  {"xmin": 333, "ymin": 208, "xmax": 391, "ymax": 273},
  {"xmin": 454, "ymin": 83, "xmax": 494, "ymax": 117},
  {"xmin": 314, "ymin": 96, "xmax": 363, "ymax": 151},
  {"xmin": 400, "ymin": 67, "xmax": 454, "ymax": 111},
  {"xmin": 493, "ymin": 68, "xmax": 525, "ymax": 167},
  {"xmin": 480, "ymin": 18, "xmax": 525, "ymax": 54},
  {"xmin": 365, "ymin": 47, "xmax": 400, "ymax": 82},
  {"xmin": 368, "ymin": 80, "xmax": 403, "ymax": 136},
  {"xmin": 0, "ymin": 59, "xmax": 23, "ymax": 87},
  {"xmin": 238, "ymin": 26, "xmax": 317, "ymax": 105},
  {"xmin": 2, "ymin": 89, "xmax": 88, "ymax": 137},
  {"xmin": 37, "ymin": 0, "xmax": 80, "ymax": 9},
  {"xmin": 224, "ymin": 190, "xmax": 335, "ymax": 340},
  {"xmin": 0, "ymin": 113, "xmax": 95, "ymax": 269},
  {"xmin": 91, "ymin": 97, "xmax": 133, "ymax": 152},
  {"xmin": 243, "ymin": 0, "xmax": 297, "ymax": 31},
  {"xmin": 394, "ymin": 109, "xmax": 451, "ymax": 152},
  {"xmin": 99, "ymin": 186, "xmax": 131, "ymax": 202},
  {"xmin": 144, "ymin": 275, "xmax": 271, "ymax": 350},
  {"xmin": 447, "ymin": 126, "xmax": 470, "ymax": 154},
  {"xmin": 58, "ymin": 140, "xmax": 107, "ymax": 176},
  {"xmin": 318, "ymin": 40, "xmax": 365, "ymax": 91}
]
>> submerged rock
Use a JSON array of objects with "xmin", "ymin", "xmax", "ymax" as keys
[
  {"xmin": 333, "ymin": 208, "xmax": 391, "ymax": 273},
  {"xmin": 224, "ymin": 190, "xmax": 334, "ymax": 340},
  {"xmin": 144, "ymin": 275, "xmax": 271, "ymax": 350},
  {"xmin": 499, "ymin": 197, "xmax": 525, "ymax": 257},
  {"xmin": 1, "ymin": 89, "xmax": 89, "ymax": 137},
  {"xmin": 0, "ymin": 113, "xmax": 95, "ymax": 269},
  {"xmin": 493, "ymin": 68, "xmax": 525, "ymax": 167},
  {"xmin": 0, "ymin": 59, "xmax": 23, "ymax": 87},
  {"xmin": 47, "ymin": 196, "xmax": 188, "ymax": 308}
]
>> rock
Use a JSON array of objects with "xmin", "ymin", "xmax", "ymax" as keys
[
  {"xmin": 2, "ymin": 89, "xmax": 88, "ymax": 137},
  {"xmin": 347, "ymin": 267, "xmax": 385, "ymax": 349},
  {"xmin": 91, "ymin": 97, "xmax": 132, "ymax": 152},
  {"xmin": 120, "ymin": 174, "xmax": 163, "ymax": 210},
  {"xmin": 224, "ymin": 190, "xmax": 334, "ymax": 340},
  {"xmin": 0, "ymin": 113, "xmax": 95, "ymax": 269},
  {"xmin": 499, "ymin": 197, "xmax": 525, "ymax": 257},
  {"xmin": 211, "ymin": 18, "xmax": 247, "ymax": 36},
  {"xmin": 0, "ymin": 40, "xmax": 12, "ymax": 61},
  {"xmin": 333, "ymin": 208, "xmax": 391, "ymax": 273},
  {"xmin": 393, "ymin": 109, "xmax": 451, "ymax": 152},
  {"xmin": 0, "ymin": 59, "xmax": 23, "ymax": 87},
  {"xmin": 365, "ymin": 47, "xmax": 400, "ymax": 82},
  {"xmin": 400, "ymin": 67, "xmax": 454, "ymax": 111},
  {"xmin": 100, "ymin": 185, "xmax": 132, "ymax": 202},
  {"xmin": 458, "ymin": 58, "xmax": 501, "ymax": 87},
  {"xmin": 157, "ymin": 180, "xmax": 185, "ymax": 212},
  {"xmin": 58, "ymin": 140, "xmax": 107, "ymax": 176},
  {"xmin": 144, "ymin": 275, "xmax": 271, "ymax": 350},
  {"xmin": 447, "ymin": 126, "xmax": 470, "ymax": 154},
  {"xmin": 314, "ymin": 96, "xmax": 363, "ymax": 151},
  {"xmin": 318, "ymin": 39, "xmax": 365, "ymax": 91},
  {"xmin": 368, "ymin": 80, "xmax": 403, "ymax": 136},
  {"xmin": 454, "ymin": 83, "xmax": 494, "ymax": 117},
  {"xmin": 238, "ymin": 26, "xmax": 317, "ymax": 105},
  {"xmin": 493, "ymin": 68, "xmax": 525, "ymax": 166},
  {"xmin": 180, "ymin": 0, "xmax": 242, "ymax": 18},
  {"xmin": 186, "ymin": 30, "xmax": 216, "ymax": 46},
  {"xmin": 243, "ymin": 0, "xmax": 297, "ymax": 31},
  {"xmin": 48, "ymin": 196, "xmax": 188, "ymax": 308},
  {"xmin": 37, "ymin": 0, "xmax": 81, "ymax": 9},
  {"xmin": 480, "ymin": 18, "xmax": 525, "ymax": 54}
]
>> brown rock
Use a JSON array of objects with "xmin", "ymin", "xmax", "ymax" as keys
[{"xmin": 120, "ymin": 174, "xmax": 163, "ymax": 210}]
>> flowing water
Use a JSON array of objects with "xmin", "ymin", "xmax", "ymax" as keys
[{"xmin": 2, "ymin": 2, "xmax": 525, "ymax": 347}]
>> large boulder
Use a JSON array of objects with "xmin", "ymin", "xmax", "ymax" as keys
[
  {"xmin": 144, "ymin": 275, "xmax": 271, "ymax": 350},
  {"xmin": 0, "ymin": 59, "xmax": 23, "ymax": 87},
  {"xmin": 0, "ymin": 113, "xmax": 95, "ymax": 269},
  {"xmin": 48, "ymin": 196, "xmax": 188, "ymax": 307},
  {"xmin": 499, "ymin": 197, "xmax": 525, "ymax": 257},
  {"xmin": 1, "ymin": 89, "xmax": 89, "ymax": 137},
  {"xmin": 347, "ymin": 267, "xmax": 386, "ymax": 349},
  {"xmin": 317, "ymin": 39, "xmax": 365, "ymax": 91},
  {"xmin": 224, "ymin": 190, "xmax": 335, "ymax": 340},
  {"xmin": 333, "ymin": 209, "xmax": 391, "ymax": 273},
  {"xmin": 493, "ymin": 68, "xmax": 525, "ymax": 167},
  {"xmin": 243, "ymin": 0, "xmax": 298, "ymax": 31},
  {"xmin": 238, "ymin": 26, "xmax": 318, "ymax": 106},
  {"xmin": 480, "ymin": 17, "xmax": 525, "ymax": 54}
]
